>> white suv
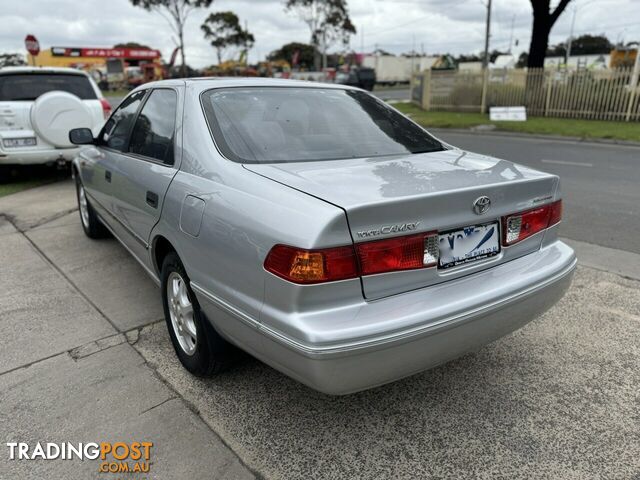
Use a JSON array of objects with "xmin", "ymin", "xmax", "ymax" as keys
[{"xmin": 0, "ymin": 66, "xmax": 111, "ymax": 166}]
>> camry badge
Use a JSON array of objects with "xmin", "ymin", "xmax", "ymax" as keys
[{"xmin": 472, "ymin": 196, "xmax": 491, "ymax": 215}]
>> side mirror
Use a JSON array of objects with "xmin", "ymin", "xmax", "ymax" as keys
[{"xmin": 69, "ymin": 128, "xmax": 95, "ymax": 145}]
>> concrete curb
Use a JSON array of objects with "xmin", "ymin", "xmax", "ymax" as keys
[
  {"xmin": 561, "ymin": 237, "xmax": 640, "ymax": 282},
  {"xmin": 429, "ymin": 128, "xmax": 640, "ymax": 148}
]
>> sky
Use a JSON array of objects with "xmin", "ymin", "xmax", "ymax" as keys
[{"xmin": 1, "ymin": 0, "xmax": 638, "ymax": 68}]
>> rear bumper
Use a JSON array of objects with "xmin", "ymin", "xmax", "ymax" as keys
[
  {"xmin": 0, "ymin": 148, "xmax": 79, "ymax": 165},
  {"xmin": 198, "ymin": 240, "xmax": 576, "ymax": 395}
]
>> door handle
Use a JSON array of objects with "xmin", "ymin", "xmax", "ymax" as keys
[
  {"xmin": 146, "ymin": 191, "xmax": 159, "ymax": 208},
  {"xmin": 105, "ymin": 170, "xmax": 112, "ymax": 183}
]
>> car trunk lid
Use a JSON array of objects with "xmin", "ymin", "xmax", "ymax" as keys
[{"xmin": 246, "ymin": 149, "xmax": 559, "ymax": 299}]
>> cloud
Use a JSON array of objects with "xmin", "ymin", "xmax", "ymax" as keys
[{"xmin": 1, "ymin": 0, "xmax": 638, "ymax": 68}]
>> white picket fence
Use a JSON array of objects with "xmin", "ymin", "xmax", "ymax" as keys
[{"xmin": 412, "ymin": 67, "xmax": 640, "ymax": 122}]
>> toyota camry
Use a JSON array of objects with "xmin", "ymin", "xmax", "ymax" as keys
[{"xmin": 69, "ymin": 78, "xmax": 576, "ymax": 395}]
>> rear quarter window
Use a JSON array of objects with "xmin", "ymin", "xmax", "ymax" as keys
[{"xmin": 0, "ymin": 73, "xmax": 97, "ymax": 101}]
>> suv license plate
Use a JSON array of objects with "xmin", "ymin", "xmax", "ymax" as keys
[
  {"xmin": 3, "ymin": 137, "xmax": 37, "ymax": 148},
  {"xmin": 438, "ymin": 222, "xmax": 500, "ymax": 269}
]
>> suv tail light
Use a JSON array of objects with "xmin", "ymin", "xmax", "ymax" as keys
[
  {"xmin": 99, "ymin": 98, "xmax": 112, "ymax": 120},
  {"xmin": 502, "ymin": 200, "xmax": 562, "ymax": 246}
]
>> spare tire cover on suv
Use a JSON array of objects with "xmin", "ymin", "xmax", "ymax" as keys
[{"xmin": 30, "ymin": 91, "xmax": 92, "ymax": 148}]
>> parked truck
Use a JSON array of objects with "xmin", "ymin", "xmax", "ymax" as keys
[{"xmin": 361, "ymin": 54, "xmax": 454, "ymax": 85}]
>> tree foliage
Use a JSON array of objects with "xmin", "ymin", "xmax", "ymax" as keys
[
  {"xmin": 284, "ymin": 0, "xmax": 356, "ymax": 69},
  {"xmin": 547, "ymin": 34, "xmax": 613, "ymax": 57},
  {"xmin": 0, "ymin": 53, "xmax": 26, "ymax": 67},
  {"xmin": 201, "ymin": 11, "xmax": 254, "ymax": 64},
  {"xmin": 114, "ymin": 42, "xmax": 151, "ymax": 49},
  {"xmin": 527, "ymin": 0, "xmax": 573, "ymax": 69},
  {"xmin": 268, "ymin": 42, "xmax": 317, "ymax": 68},
  {"xmin": 130, "ymin": 0, "xmax": 214, "ymax": 76}
]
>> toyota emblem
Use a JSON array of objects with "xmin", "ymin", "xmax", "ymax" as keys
[{"xmin": 472, "ymin": 196, "xmax": 491, "ymax": 215}]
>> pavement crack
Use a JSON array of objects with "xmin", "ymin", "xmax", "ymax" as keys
[
  {"xmin": 68, "ymin": 333, "xmax": 128, "ymax": 361},
  {"xmin": 139, "ymin": 396, "xmax": 177, "ymax": 416},
  {"xmin": 26, "ymin": 207, "xmax": 79, "ymax": 231}
]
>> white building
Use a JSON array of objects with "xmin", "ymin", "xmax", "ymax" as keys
[{"xmin": 544, "ymin": 53, "xmax": 611, "ymax": 70}]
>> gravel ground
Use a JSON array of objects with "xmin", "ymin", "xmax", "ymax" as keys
[{"xmin": 134, "ymin": 266, "xmax": 640, "ymax": 480}]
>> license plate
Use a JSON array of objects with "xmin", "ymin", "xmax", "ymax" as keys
[
  {"xmin": 3, "ymin": 137, "xmax": 37, "ymax": 148},
  {"xmin": 438, "ymin": 222, "xmax": 500, "ymax": 269}
]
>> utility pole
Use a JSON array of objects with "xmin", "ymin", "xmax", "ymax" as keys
[
  {"xmin": 508, "ymin": 14, "xmax": 516, "ymax": 54},
  {"xmin": 411, "ymin": 33, "xmax": 416, "ymax": 75},
  {"xmin": 565, "ymin": 6, "xmax": 577, "ymax": 66},
  {"xmin": 481, "ymin": 0, "xmax": 492, "ymax": 114},
  {"xmin": 482, "ymin": 0, "xmax": 492, "ymax": 70},
  {"xmin": 322, "ymin": 29, "xmax": 327, "ymax": 71}
]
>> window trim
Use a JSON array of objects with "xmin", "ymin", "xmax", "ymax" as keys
[
  {"xmin": 126, "ymin": 87, "xmax": 178, "ymax": 167},
  {"xmin": 98, "ymin": 89, "xmax": 149, "ymax": 152},
  {"xmin": 99, "ymin": 87, "xmax": 178, "ymax": 168}
]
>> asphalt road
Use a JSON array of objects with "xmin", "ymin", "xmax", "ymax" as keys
[
  {"xmin": 372, "ymin": 86, "xmax": 411, "ymax": 101},
  {"xmin": 433, "ymin": 131, "xmax": 640, "ymax": 255}
]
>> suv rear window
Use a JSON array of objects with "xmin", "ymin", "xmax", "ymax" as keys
[{"xmin": 0, "ymin": 73, "xmax": 97, "ymax": 101}]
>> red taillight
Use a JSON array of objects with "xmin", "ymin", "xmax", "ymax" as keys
[
  {"xmin": 356, "ymin": 232, "xmax": 438, "ymax": 275},
  {"xmin": 99, "ymin": 98, "xmax": 112, "ymax": 120},
  {"xmin": 502, "ymin": 200, "xmax": 562, "ymax": 246},
  {"xmin": 264, "ymin": 244, "xmax": 358, "ymax": 284},
  {"xmin": 265, "ymin": 232, "xmax": 439, "ymax": 284}
]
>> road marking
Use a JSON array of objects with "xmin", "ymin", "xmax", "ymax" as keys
[{"xmin": 541, "ymin": 159, "xmax": 593, "ymax": 167}]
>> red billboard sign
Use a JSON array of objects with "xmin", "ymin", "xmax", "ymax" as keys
[{"xmin": 51, "ymin": 47, "xmax": 161, "ymax": 60}]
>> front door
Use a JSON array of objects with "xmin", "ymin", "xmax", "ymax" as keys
[{"xmin": 84, "ymin": 89, "xmax": 147, "ymax": 221}]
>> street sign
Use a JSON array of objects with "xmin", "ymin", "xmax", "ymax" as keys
[
  {"xmin": 489, "ymin": 106, "xmax": 527, "ymax": 122},
  {"xmin": 25, "ymin": 34, "xmax": 40, "ymax": 56}
]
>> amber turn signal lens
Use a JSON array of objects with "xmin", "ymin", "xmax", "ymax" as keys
[{"xmin": 264, "ymin": 244, "xmax": 358, "ymax": 284}]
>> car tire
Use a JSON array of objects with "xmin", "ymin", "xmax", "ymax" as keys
[
  {"xmin": 75, "ymin": 177, "xmax": 109, "ymax": 239},
  {"xmin": 161, "ymin": 252, "xmax": 237, "ymax": 376}
]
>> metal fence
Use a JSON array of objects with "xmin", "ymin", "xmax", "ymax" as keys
[{"xmin": 411, "ymin": 67, "xmax": 640, "ymax": 122}]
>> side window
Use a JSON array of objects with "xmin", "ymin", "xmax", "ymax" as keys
[
  {"xmin": 101, "ymin": 90, "xmax": 146, "ymax": 151},
  {"xmin": 128, "ymin": 89, "xmax": 177, "ymax": 165}
]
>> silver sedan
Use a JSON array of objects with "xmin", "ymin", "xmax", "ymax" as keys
[{"xmin": 69, "ymin": 78, "xmax": 576, "ymax": 395}]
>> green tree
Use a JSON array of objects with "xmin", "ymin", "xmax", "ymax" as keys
[
  {"xmin": 527, "ymin": 0, "xmax": 573, "ymax": 69},
  {"xmin": 130, "ymin": 0, "xmax": 214, "ymax": 77},
  {"xmin": 201, "ymin": 11, "xmax": 254, "ymax": 65},
  {"xmin": 284, "ymin": 0, "xmax": 356, "ymax": 70},
  {"xmin": 113, "ymin": 42, "xmax": 151, "ymax": 49},
  {"xmin": 0, "ymin": 53, "xmax": 26, "ymax": 67},
  {"xmin": 268, "ymin": 42, "xmax": 317, "ymax": 68}
]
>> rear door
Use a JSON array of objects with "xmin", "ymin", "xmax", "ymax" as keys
[{"xmin": 110, "ymin": 87, "xmax": 180, "ymax": 264}]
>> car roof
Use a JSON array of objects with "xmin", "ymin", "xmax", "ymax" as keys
[
  {"xmin": 0, "ymin": 66, "xmax": 90, "ymax": 76},
  {"xmin": 136, "ymin": 76, "xmax": 361, "ymax": 92}
]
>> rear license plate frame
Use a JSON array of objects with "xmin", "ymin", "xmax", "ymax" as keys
[
  {"xmin": 438, "ymin": 221, "xmax": 501, "ymax": 270},
  {"xmin": 2, "ymin": 137, "xmax": 37, "ymax": 148}
]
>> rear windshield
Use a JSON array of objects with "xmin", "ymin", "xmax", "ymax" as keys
[
  {"xmin": 0, "ymin": 73, "xmax": 97, "ymax": 101},
  {"xmin": 201, "ymin": 87, "xmax": 443, "ymax": 163}
]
